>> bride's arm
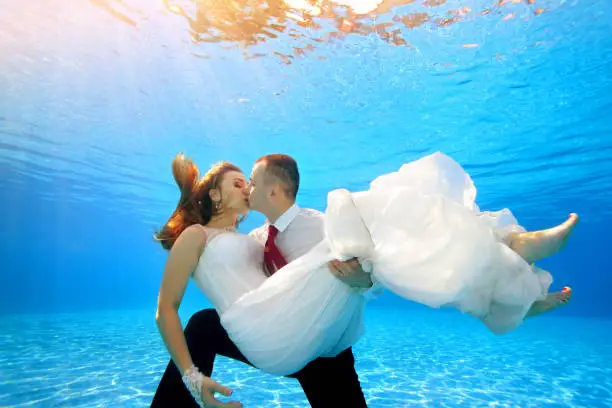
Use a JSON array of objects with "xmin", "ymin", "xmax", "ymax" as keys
[
  {"xmin": 156, "ymin": 226, "xmax": 239, "ymax": 407},
  {"xmin": 155, "ymin": 225, "xmax": 205, "ymax": 375}
]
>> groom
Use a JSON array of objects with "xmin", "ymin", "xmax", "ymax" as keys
[{"xmin": 151, "ymin": 154, "xmax": 381, "ymax": 407}]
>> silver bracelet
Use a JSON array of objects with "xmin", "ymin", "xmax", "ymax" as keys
[{"xmin": 182, "ymin": 364, "xmax": 205, "ymax": 407}]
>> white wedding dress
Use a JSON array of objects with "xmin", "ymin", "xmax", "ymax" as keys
[{"xmin": 193, "ymin": 152, "xmax": 552, "ymax": 376}]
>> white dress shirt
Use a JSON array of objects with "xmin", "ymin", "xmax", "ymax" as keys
[{"xmin": 250, "ymin": 203, "xmax": 383, "ymax": 298}]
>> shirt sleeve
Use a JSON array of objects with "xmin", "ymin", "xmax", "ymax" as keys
[{"xmin": 282, "ymin": 209, "xmax": 326, "ymax": 259}]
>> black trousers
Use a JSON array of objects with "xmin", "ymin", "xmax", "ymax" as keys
[{"xmin": 150, "ymin": 309, "xmax": 367, "ymax": 407}]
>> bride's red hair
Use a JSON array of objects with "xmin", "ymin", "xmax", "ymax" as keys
[{"xmin": 155, "ymin": 153, "xmax": 242, "ymax": 250}]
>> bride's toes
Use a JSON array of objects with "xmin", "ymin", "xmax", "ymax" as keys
[
  {"xmin": 560, "ymin": 286, "xmax": 572, "ymax": 304},
  {"xmin": 557, "ymin": 214, "xmax": 579, "ymax": 245},
  {"xmin": 511, "ymin": 213, "xmax": 579, "ymax": 264}
]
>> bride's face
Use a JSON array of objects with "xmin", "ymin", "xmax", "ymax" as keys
[{"xmin": 217, "ymin": 171, "xmax": 249, "ymax": 214}]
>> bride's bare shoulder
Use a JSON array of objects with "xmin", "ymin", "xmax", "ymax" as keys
[{"xmin": 180, "ymin": 224, "xmax": 208, "ymax": 246}]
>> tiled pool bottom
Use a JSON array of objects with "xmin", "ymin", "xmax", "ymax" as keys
[{"xmin": 1, "ymin": 306, "xmax": 610, "ymax": 407}]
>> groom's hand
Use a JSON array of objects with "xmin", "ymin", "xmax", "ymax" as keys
[
  {"xmin": 200, "ymin": 376, "xmax": 242, "ymax": 408},
  {"xmin": 328, "ymin": 258, "xmax": 373, "ymax": 289}
]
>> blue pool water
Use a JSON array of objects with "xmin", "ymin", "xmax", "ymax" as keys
[
  {"xmin": 1, "ymin": 307, "xmax": 612, "ymax": 407},
  {"xmin": 1, "ymin": 0, "xmax": 612, "ymax": 406}
]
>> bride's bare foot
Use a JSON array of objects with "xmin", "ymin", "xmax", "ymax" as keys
[
  {"xmin": 509, "ymin": 213, "xmax": 579, "ymax": 264},
  {"xmin": 525, "ymin": 287, "xmax": 572, "ymax": 318}
]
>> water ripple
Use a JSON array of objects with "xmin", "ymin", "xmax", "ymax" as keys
[{"xmin": 2, "ymin": 308, "xmax": 610, "ymax": 407}]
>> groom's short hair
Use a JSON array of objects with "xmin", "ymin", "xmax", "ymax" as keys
[{"xmin": 255, "ymin": 154, "xmax": 299, "ymax": 199}]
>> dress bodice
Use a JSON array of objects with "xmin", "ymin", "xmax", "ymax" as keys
[{"xmin": 192, "ymin": 227, "xmax": 267, "ymax": 314}]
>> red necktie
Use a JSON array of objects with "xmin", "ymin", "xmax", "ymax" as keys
[{"xmin": 264, "ymin": 225, "xmax": 287, "ymax": 275}]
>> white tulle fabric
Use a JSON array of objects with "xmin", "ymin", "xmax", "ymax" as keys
[
  {"xmin": 196, "ymin": 152, "xmax": 552, "ymax": 376},
  {"xmin": 325, "ymin": 152, "xmax": 552, "ymax": 330}
]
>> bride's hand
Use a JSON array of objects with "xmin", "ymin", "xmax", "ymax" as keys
[
  {"xmin": 199, "ymin": 376, "xmax": 242, "ymax": 408},
  {"xmin": 328, "ymin": 258, "xmax": 373, "ymax": 289}
]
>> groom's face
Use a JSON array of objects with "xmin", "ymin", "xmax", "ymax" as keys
[{"xmin": 248, "ymin": 162, "xmax": 272, "ymax": 213}]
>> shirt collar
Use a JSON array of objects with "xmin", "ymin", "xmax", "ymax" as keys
[{"xmin": 271, "ymin": 203, "xmax": 300, "ymax": 233}]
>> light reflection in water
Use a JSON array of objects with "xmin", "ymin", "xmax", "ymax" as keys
[{"xmin": 91, "ymin": 0, "xmax": 546, "ymax": 63}]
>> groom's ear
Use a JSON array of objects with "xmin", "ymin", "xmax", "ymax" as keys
[{"xmin": 269, "ymin": 184, "xmax": 282, "ymax": 198}]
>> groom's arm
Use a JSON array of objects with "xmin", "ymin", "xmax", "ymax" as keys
[
  {"xmin": 305, "ymin": 210, "xmax": 383, "ymax": 297},
  {"xmin": 328, "ymin": 259, "xmax": 372, "ymax": 288},
  {"xmin": 329, "ymin": 259, "xmax": 384, "ymax": 299}
]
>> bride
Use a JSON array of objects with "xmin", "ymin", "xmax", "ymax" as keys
[{"xmin": 154, "ymin": 151, "xmax": 577, "ymax": 405}]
